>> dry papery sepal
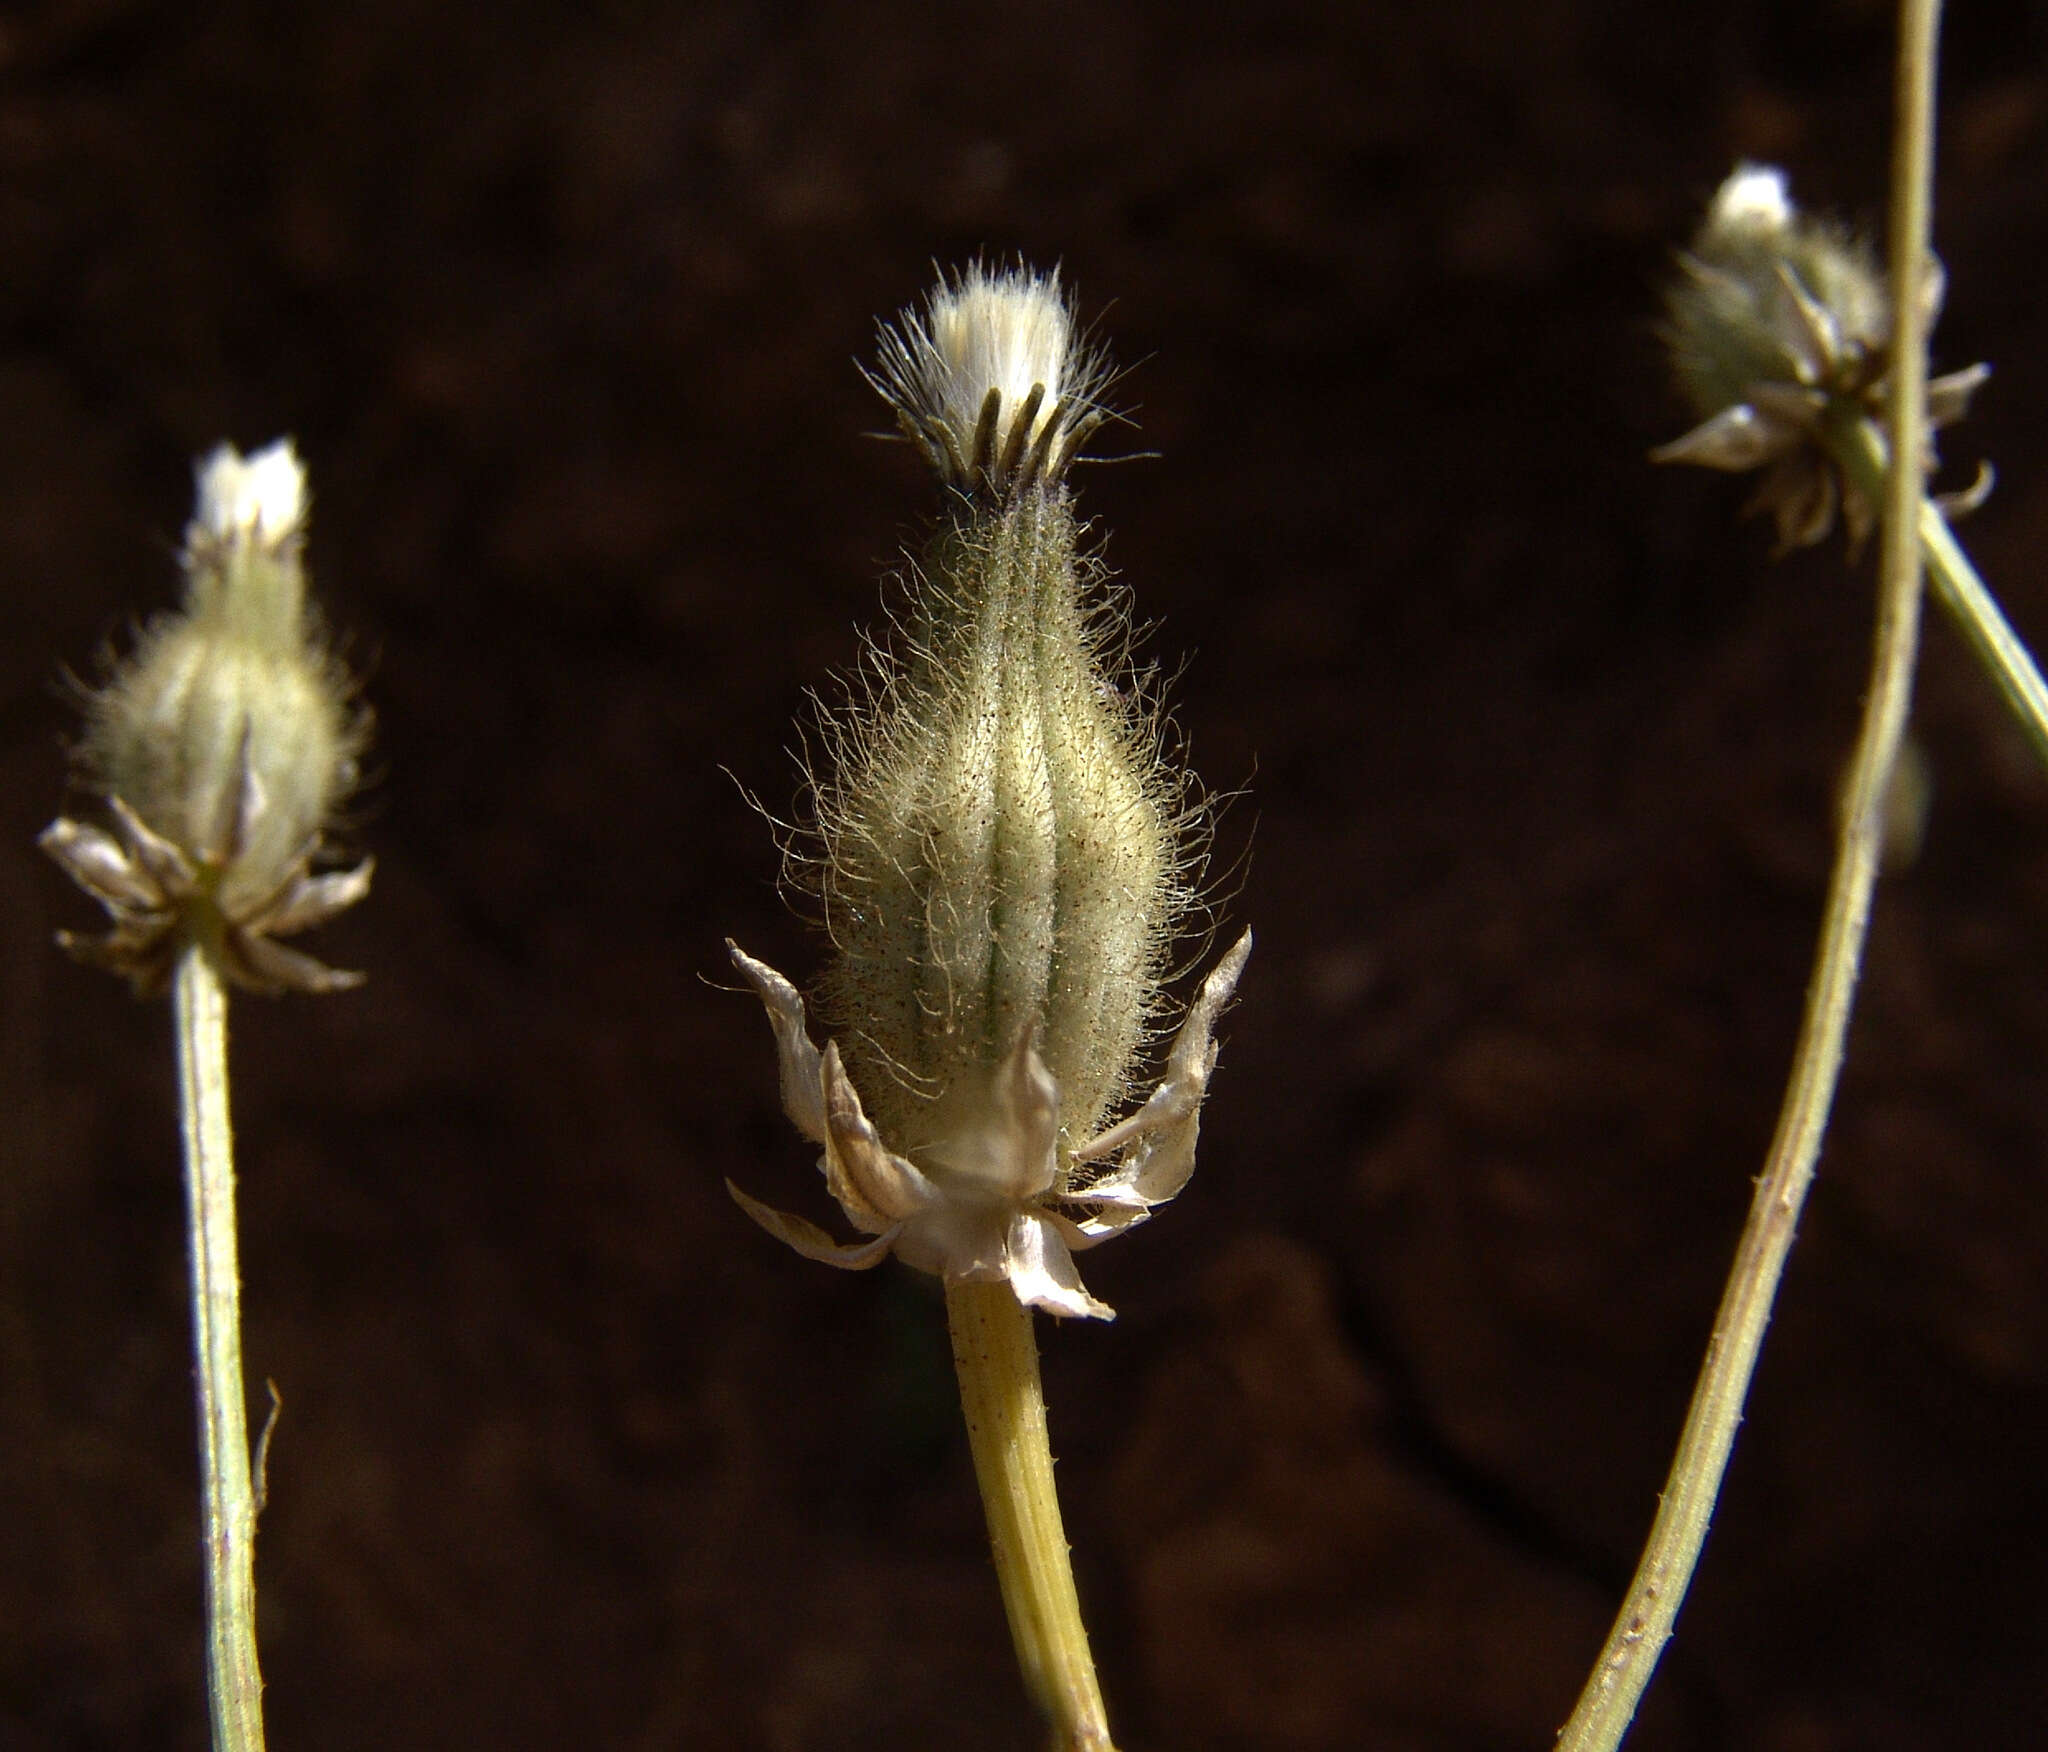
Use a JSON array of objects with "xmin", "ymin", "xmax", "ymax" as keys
[
  {"xmin": 1654, "ymin": 162, "xmax": 1988, "ymax": 551},
  {"xmin": 731, "ymin": 262, "xmax": 1248, "ymax": 1320},
  {"xmin": 41, "ymin": 440, "xmax": 371, "ymax": 995}
]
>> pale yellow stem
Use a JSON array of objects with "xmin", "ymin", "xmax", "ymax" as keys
[
  {"xmin": 945, "ymin": 1279, "xmax": 1116, "ymax": 1752},
  {"xmin": 1918, "ymin": 500, "xmax": 2048, "ymax": 766},
  {"xmin": 1829, "ymin": 424, "xmax": 2048, "ymax": 776},
  {"xmin": 1557, "ymin": 3, "xmax": 1940, "ymax": 1748},
  {"xmin": 174, "ymin": 940, "xmax": 268, "ymax": 1752}
]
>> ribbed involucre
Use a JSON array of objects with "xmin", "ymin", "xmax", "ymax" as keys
[{"xmin": 816, "ymin": 486, "xmax": 1180, "ymax": 1159}]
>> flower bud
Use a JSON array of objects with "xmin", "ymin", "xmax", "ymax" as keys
[
  {"xmin": 1653, "ymin": 163, "xmax": 1989, "ymax": 551},
  {"xmin": 731, "ymin": 266, "xmax": 1248, "ymax": 1318},
  {"xmin": 42, "ymin": 440, "xmax": 371, "ymax": 993},
  {"xmin": 1664, "ymin": 163, "xmax": 1890, "ymax": 426}
]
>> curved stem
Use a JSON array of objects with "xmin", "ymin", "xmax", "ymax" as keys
[
  {"xmin": 1557, "ymin": 4, "xmax": 1940, "ymax": 1747},
  {"xmin": 175, "ymin": 940, "xmax": 268, "ymax": 1752},
  {"xmin": 946, "ymin": 1280, "xmax": 1116, "ymax": 1752}
]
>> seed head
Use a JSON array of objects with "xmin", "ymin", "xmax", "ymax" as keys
[{"xmin": 41, "ymin": 440, "xmax": 371, "ymax": 994}]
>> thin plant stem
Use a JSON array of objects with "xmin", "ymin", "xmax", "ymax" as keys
[
  {"xmin": 1555, "ymin": 3, "xmax": 1940, "ymax": 1748},
  {"xmin": 1918, "ymin": 499, "xmax": 2048, "ymax": 761},
  {"xmin": 1827, "ymin": 420, "xmax": 2048, "ymax": 774},
  {"xmin": 945, "ymin": 1279, "xmax": 1116, "ymax": 1752},
  {"xmin": 174, "ymin": 937, "xmax": 269, "ymax": 1752}
]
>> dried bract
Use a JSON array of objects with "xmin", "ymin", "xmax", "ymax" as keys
[{"xmin": 730, "ymin": 934, "xmax": 1249, "ymax": 1319}]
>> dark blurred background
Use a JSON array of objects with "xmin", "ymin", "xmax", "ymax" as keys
[{"xmin": 6, "ymin": 1, "xmax": 2048, "ymax": 1747}]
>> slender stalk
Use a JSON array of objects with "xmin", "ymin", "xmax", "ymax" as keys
[
  {"xmin": 1826, "ymin": 422, "xmax": 2048, "ymax": 774},
  {"xmin": 945, "ymin": 1279, "xmax": 1116, "ymax": 1752},
  {"xmin": 1919, "ymin": 501, "xmax": 2048, "ymax": 762},
  {"xmin": 174, "ymin": 938, "xmax": 269, "ymax": 1752},
  {"xmin": 1556, "ymin": 4, "xmax": 1940, "ymax": 1748}
]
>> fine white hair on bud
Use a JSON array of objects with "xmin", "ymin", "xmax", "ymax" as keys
[
  {"xmin": 40, "ymin": 439, "xmax": 372, "ymax": 994},
  {"xmin": 1653, "ymin": 163, "xmax": 1990, "ymax": 552},
  {"xmin": 732, "ymin": 264, "xmax": 1248, "ymax": 1320},
  {"xmin": 869, "ymin": 262, "xmax": 1112, "ymax": 500}
]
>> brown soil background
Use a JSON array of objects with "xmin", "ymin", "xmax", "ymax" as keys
[{"xmin": 5, "ymin": 3, "xmax": 2048, "ymax": 1748}]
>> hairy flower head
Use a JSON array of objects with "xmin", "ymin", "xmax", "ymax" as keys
[
  {"xmin": 1654, "ymin": 162, "xmax": 1988, "ymax": 551},
  {"xmin": 41, "ymin": 440, "xmax": 371, "ymax": 994},
  {"xmin": 732, "ymin": 266, "xmax": 1246, "ymax": 1318}
]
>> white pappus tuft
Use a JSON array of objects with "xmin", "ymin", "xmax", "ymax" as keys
[
  {"xmin": 870, "ymin": 262, "xmax": 1111, "ymax": 500},
  {"xmin": 194, "ymin": 439, "xmax": 308, "ymax": 546},
  {"xmin": 1705, "ymin": 162, "xmax": 1793, "ymax": 239}
]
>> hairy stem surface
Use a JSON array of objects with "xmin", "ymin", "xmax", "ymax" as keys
[
  {"xmin": 946, "ymin": 1279, "xmax": 1115, "ymax": 1752},
  {"xmin": 1556, "ymin": 2, "xmax": 1940, "ymax": 1747},
  {"xmin": 175, "ymin": 940, "xmax": 268, "ymax": 1752}
]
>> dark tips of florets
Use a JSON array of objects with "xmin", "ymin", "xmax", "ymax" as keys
[{"xmin": 868, "ymin": 262, "xmax": 1112, "ymax": 503}]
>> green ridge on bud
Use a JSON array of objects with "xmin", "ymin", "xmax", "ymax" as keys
[
  {"xmin": 730, "ymin": 264, "xmax": 1249, "ymax": 1319},
  {"xmin": 816, "ymin": 481, "xmax": 1180, "ymax": 1155},
  {"xmin": 41, "ymin": 440, "xmax": 372, "ymax": 994}
]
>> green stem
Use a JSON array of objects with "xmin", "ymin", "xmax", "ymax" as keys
[
  {"xmin": 174, "ymin": 939, "xmax": 268, "ymax": 1752},
  {"xmin": 1557, "ymin": 4, "xmax": 1940, "ymax": 1747},
  {"xmin": 1828, "ymin": 421, "xmax": 2048, "ymax": 774},
  {"xmin": 945, "ymin": 1279, "xmax": 1116, "ymax": 1752}
]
